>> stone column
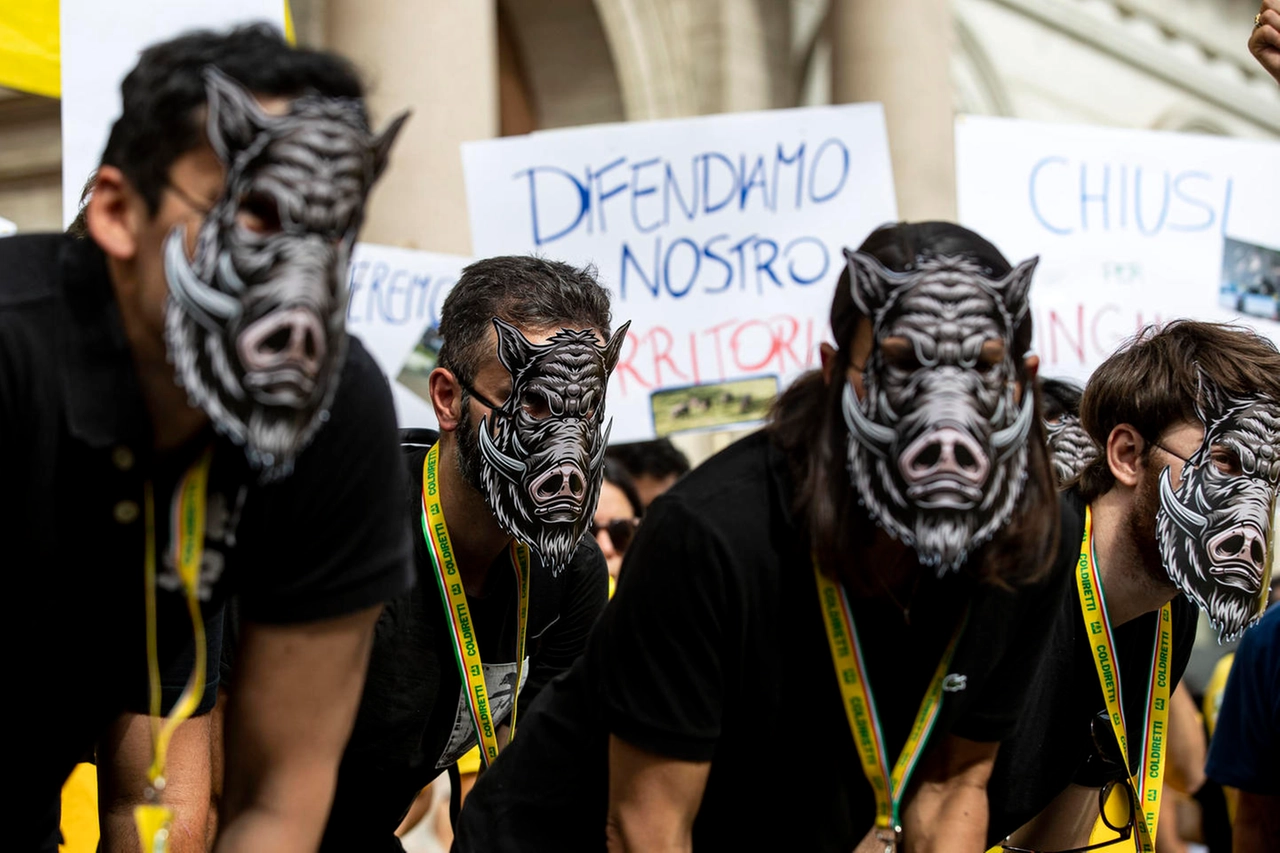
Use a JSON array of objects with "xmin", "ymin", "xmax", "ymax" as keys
[
  {"xmin": 830, "ymin": 0, "xmax": 957, "ymax": 221},
  {"xmin": 326, "ymin": 0, "xmax": 498, "ymax": 254}
]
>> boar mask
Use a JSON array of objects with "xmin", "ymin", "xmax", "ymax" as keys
[
  {"xmin": 1156, "ymin": 375, "xmax": 1279, "ymax": 641},
  {"xmin": 164, "ymin": 68, "xmax": 407, "ymax": 478},
  {"xmin": 469, "ymin": 318, "xmax": 630, "ymax": 574},
  {"xmin": 841, "ymin": 250, "xmax": 1038, "ymax": 574}
]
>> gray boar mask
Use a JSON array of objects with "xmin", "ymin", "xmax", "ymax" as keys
[
  {"xmin": 841, "ymin": 250, "xmax": 1038, "ymax": 574},
  {"xmin": 470, "ymin": 318, "xmax": 630, "ymax": 574},
  {"xmin": 163, "ymin": 68, "xmax": 407, "ymax": 477},
  {"xmin": 1156, "ymin": 375, "xmax": 1279, "ymax": 641},
  {"xmin": 1046, "ymin": 415, "xmax": 1098, "ymax": 485}
]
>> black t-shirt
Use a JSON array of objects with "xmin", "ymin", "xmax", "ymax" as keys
[
  {"xmin": 984, "ymin": 491, "xmax": 1199, "ymax": 845},
  {"xmin": 319, "ymin": 438, "xmax": 609, "ymax": 852},
  {"xmin": 454, "ymin": 430, "xmax": 1074, "ymax": 852},
  {"xmin": 1, "ymin": 233, "xmax": 415, "ymax": 845}
]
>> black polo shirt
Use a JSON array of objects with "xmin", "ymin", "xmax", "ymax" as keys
[
  {"xmin": 454, "ymin": 429, "xmax": 1075, "ymax": 852},
  {"xmin": 984, "ymin": 491, "xmax": 1199, "ymax": 845},
  {"xmin": 319, "ymin": 436, "xmax": 609, "ymax": 852},
  {"xmin": 1, "ymin": 233, "xmax": 414, "ymax": 847}
]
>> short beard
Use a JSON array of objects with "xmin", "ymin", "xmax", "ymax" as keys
[
  {"xmin": 453, "ymin": 395, "xmax": 486, "ymax": 496},
  {"xmin": 1128, "ymin": 462, "xmax": 1178, "ymax": 594}
]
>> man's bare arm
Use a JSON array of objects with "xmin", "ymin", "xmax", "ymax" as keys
[
  {"xmin": 1234, "ymin": 790, "xmax": 1280, "ymax": 853},
  {"xmin": 605, "ymin": 736, "xmax": 710, "ymax": 853},
  {"xmin": 213, "ymin": 605, "xmax": 380, "ymax": 853},
  {"xmin": 902, "ymin": 735, "xmax": 999, "ymax": 853},
  {"xmin": 98, "ymin": 713, "xmax": 212, "ymax": 853}
]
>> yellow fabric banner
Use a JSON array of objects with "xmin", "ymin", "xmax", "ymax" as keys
[
  {"xmin": 0, "ymin": 1, "xmax": 294, "ymax": 98},
  {"xmin": 0, "ymin": 0, "xmax": 60, "ymax": 98}
]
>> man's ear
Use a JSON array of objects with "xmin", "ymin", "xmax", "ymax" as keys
[
  {"xmin": 819, "ymin": 342, "xmax": 838, "ymax": 385},
  {"xmin": 84, "ymin": 166, "xmax": 141, "ymax": 261},
  {"xmin": 429, "ymin": 367, "xmax": 464, "ymax": 432},
  {"xmin": 1106, "ymin": 423, "xmax": 1145, "ymax": 489},
  {"xmin": 1017, "ymin": 354, "xmax": 1040, "ymax": 404}
]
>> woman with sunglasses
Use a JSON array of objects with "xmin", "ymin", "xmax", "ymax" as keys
[{"xmin": 594, "ymin": 458, "xmax": 645, "ymax": 595}]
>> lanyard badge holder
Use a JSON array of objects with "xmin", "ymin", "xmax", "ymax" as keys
[
  {"xmin": 421, "ymin": 443, "xmax": 531, "ymax": 767},
  {"xmin": 1076, "ymin": 507, "xmax": 1171, "ymax": 853},
  {"xmin": 135, "ymin": 450, "xmax": 213, "ymax": 853},
  {"xmin": 814, "ymin": 560, "xmax": 969, "ymax": 853}
]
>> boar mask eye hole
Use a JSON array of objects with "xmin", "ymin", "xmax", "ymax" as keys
[
  {"xmin": 881, "ymin": 339, "xmax": 920, "ymax": 371},
  {"xmin": 521, "ymin": 391, "xmax": 552, "ymax": 420},
  {"xmin": 1210, "ymin": 447, "xmax": 1244, "ymax": 477},
  {"xmin": 237, "ymin": 191, "xmax": 283, "ymax": 235}
]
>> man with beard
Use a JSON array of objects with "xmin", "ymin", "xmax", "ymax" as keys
[
  {"xmin": 454, "ymin": 221, "xmax": 1072, "ymax": 852},
  {"xmin": 0, "ymin": 26, "xmax": 413, "ymax": 852},
  {"xmin": 986, "ymin": 321, "xmax": 1280, "ymax": 852},
  {"xmin": 315, "ymin": 256, "xmax": 622, "ymax": 851}
]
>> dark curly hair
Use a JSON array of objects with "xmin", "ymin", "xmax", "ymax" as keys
[{"xmin": 98, "ymin": 23, "xmax": 365, "ymax": 215}]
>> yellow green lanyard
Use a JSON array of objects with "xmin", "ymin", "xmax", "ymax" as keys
[
  {"xmin": 135, "ymin": 448, "xmax": 213, "ymax": 853},
  {"xmin": 814, "ymin": 560, "xmax": 969, "ymax": 845},
  {"xmin": 1076, "ymin": 507, "xmax": 1171, "ymax": 853},
  {"xmin": 421, "ymin": 443, "xmax": 531, "ymax": 769}
]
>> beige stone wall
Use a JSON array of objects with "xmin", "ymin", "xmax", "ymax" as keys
[{"xmin": 0, "ymin": 90, "xmax": 62, "ymax": 232}]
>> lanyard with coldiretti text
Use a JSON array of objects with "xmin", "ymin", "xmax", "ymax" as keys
[
  {"xmin": 421, "ymin": 442, "xmax": 531, "ymax": 769},
  {"xmin": 1076, "ymin": 506, "xmax": 1171, "ymax": 853},
  {"xmin": 134, "ymin": 448, "xmax": 214, "ymax": 853},
  {"xmin": 814, "ymin": 559, "xmax": 969, "ymax": 851}
]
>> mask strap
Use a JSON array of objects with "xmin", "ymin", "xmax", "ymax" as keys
[{"xmin": 455, "ymin": 374, "xmax": 507, "ymax": 414}]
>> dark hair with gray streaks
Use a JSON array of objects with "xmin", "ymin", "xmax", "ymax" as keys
[{"xmin": 438, "ymin": 256, "xmax": 614, "ymax": 384}]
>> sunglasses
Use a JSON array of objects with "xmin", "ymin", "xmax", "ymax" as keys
[
  {"xmin": 590, "ymin": 517, "xmax": 640, "ymax": 553},
  {"xmin": 1002, "ymin": 714, "xmax": 1140, "ymax": 853}
]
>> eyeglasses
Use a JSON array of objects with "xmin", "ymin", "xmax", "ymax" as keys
[
  {"xmin": 1002, "ymin": 714, "xmax": 1139, "ymax": 853},
  {"xmin": 590, "ymin": 517, "xmax": 640, "ymax": 554},
  {"xmin": 166, "ymin": 181, "xmax": 215, "ymax": 216}
]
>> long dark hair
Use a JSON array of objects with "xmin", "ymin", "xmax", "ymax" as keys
[{"xmin": 768, "ymin": 222, "xmax": 1060, "ymax": 590}]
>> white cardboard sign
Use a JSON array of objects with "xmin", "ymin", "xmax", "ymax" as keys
[
  {"xmin": 463, "ymin": 104, "xmax": 898, "ymax": 442},
  {"xmin": 345, "ymin": 242, "xmax": 470, "ymax": 429},
  {"xmin": 956, "ymin": 115, "xmax": 1280, "ymax": 381}
]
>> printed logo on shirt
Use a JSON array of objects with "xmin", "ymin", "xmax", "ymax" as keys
[
  {"xmin": 156, "ymin": 486, "xmax": 247, "ymax": 600},
  {"xmin": 437, "ymin": 658, "xmax": 531, "ymax": 769},
  {"xmin": 942, "ymin": 673, "xmax": 968, "ymax": 693}
]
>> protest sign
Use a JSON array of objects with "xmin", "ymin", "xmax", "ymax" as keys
[
  {"xmin": 462, "ymin": 104, "xmax": 897, "ymax": 442},
  {"xmin": 957, "ymin": 115, "xmax": 1280, "ymax": 382},
  {"xmin": 59, "ymin": 0, "xmax": 287, "ymax": 226},
  {"xmin": 346, "ymin": 242, "xmax": 470, "ymax": 428}
]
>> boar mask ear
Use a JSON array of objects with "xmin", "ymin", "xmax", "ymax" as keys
[
  {"xmin": 844, "ymin": 249, "xmax": 900, "ymax": 317},
  {"xmin": 994, "ymin": 256, "xmax": 1038, "ymax": 327},
  {"xmin": 371, "ymin": 111, "xmax": 410, "ymax": 182},
  {"xmin": 601, "ymin": 321, "xmax": 631, "ymax": 375},
  {"xmin": 492, "ymin": 317, "xmax": 537, "ymax": 378},
  {"xmin": 203, "ymin": 67, "xmax": 271, "ymax": 165}
]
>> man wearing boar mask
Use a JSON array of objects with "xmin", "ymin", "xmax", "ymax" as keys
[
  {"xmin": 0, "ymin": 26, "xmax": 414, "ymax": 852},
  {"xmin": 312, "ymin": 256, "xmax": 626, "ymax": 851},
  {"xmin": 986, "ymin": 321, "xmax": 1280, "ymax": 853},
  {"xmin": 454, "ymin": 222, "xmax": 1073, "ymax": 853}
]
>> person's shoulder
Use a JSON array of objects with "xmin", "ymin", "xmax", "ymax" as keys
[
  {"xmin": 565, "ymin": 529, "xmax": 607, "ymax": 578},
  {"xmin": 658, "ymin": 430, "xmax": 776, "ymax": 519},
  {"xmin": 1239, "ymin": 604, "xmax": 1280, "ymax": 656},
  {"xmin": 0, "ymin": 233, "xmax": 66, "ymax": 311}
]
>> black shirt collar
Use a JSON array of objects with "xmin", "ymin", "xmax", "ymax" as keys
[{"xmin": 57, "ymin": 235, "xmax": 151, "ymax": 449}]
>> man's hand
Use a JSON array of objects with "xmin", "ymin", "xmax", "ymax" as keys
[
  {"xmin": 1250, "ymin": 0, "xmax": 1280, "ymax": 84},
  {"xmin": 605, "ymin": 736, "xmax": 710, "ymax": 853},
  {"xmin": 213, "ymin": 605, "xmax": 381, "ymax": 853},
  {"xmin": 98, "ymin": 713, "xmax": 212, "ymax": 853}
]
